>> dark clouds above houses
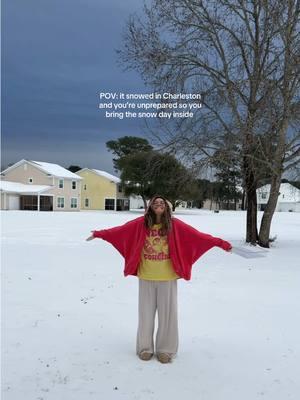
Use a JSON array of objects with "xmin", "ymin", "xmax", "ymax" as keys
[{"xmin": 2, "ymin": 0, "xmax": 147, "ymax": 173}]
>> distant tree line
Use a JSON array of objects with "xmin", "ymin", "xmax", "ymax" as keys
[
  {"xmin": 106, "ymin": 136, "xmax": 243, "ymax": 211},
  {"xmin": 65, "ymin": 137, "xmax": 299, "ymax": 212}
]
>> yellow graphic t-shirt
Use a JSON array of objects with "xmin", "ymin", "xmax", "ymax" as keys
[{"xmin": 137, "ymin": 223, "xmax": 179, "ymax": 281}]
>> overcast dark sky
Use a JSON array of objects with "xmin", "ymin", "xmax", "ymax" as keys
[{"xmin": 2, "ymin": 0, "xmax": 148, "ymax": 174}]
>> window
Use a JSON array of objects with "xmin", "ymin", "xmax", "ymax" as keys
[
  {"xmin": 72, "ymin": 181, "xmax": 76, "ymax": 190},
  {"xmin": 117, "ymin": 198, "xmax": 129, "ymax": 211},
  {"xmin": 57, "ymin": 197, "xmax": 64, "ymax": 208},
  {"xmin": 261, "ymin": 192, "xmax": 267, "ymax": 199},
  {"xmin": 71, "ymin": 198, "xmax": 77, "ymax": 208},
  {"xmin": 84, "ymin": 184, "xmax": 87, "ymax": 190},
  {"xmin": 118, "ymin": 184, "xmax": 122, "ymax": 193},
  {"xmin": 28, "ymin": 177, "xmax": 33, "ymax": 184},
  {"xmin": 58, "ymin": 179, "xmax": 64, "ymax": 189},
  {"xmin": 105, "ymin": 198, "xmax": 115, "ymax": 210},
  {"xmin": 85, "ymin": 198, "xmax": 89, "ymax": 207}
]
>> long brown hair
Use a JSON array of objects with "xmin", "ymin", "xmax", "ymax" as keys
[{"xmin": 144, "ymin": 195, "xmax": 172, "ymax": 235}]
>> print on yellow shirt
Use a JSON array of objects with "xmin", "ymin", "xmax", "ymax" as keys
[{"xmin": 138, "ymin": 223, "xmax": 179, "ymax": 281}]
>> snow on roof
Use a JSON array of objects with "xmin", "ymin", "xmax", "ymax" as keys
[
  {"xmin": 0, "ymin": 180, "xmax": 52, "ymax": 194},
  {"xmin": 30, "ymin": 161, "xmax": 82, "ymax": 180},
  {"xmin": 91, "ymin": 169, "xmax": 121, "ymax": 183},
  {"xmin": 258, "ymin": 182, "xmax": 300, "ymax": 193}
]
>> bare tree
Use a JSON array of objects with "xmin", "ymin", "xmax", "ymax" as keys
[
  {"xmin": 257, "ymin": 1, "xmax": 300, "ymax": 245},
  {"xmin": 119, "ymin": 0, "xmax": 300, "ymax": 246}
]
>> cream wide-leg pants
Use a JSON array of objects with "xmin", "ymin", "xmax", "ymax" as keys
[{"xmin": 136, "ymin": 279, "xmax": 179, "ymax": 357}]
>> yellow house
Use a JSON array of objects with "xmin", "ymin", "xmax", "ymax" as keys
[{"xmin": 76, "ymin": 168, "xmax": 130, "ymax": 211}]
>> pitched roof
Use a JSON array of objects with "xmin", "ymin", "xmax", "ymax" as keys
[
  {"xmin": 91, "ymin": 169, "xmax": 121, "ymax": 183},
  {"xmin": 0, "ymin": 180, "xmax": 52, "ymax": 194},
  {"xmin": 77, "ymin": 168, "xmax": 121, "ymax": 183},
  {"xmin": 1, "ymin": 159, "xmax": 82, "ymax": 180},
  {"xmin": 30, "ymin": 161, "xmax": 82, "ymax": 179}
]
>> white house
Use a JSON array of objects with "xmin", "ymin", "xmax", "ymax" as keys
[
  {"xmin": 129, "ymin": 195, "xmax": 145, "ymax": 209},
  {"xmin": 257, "ymin": 183, "xmax": 300, "ymax": 212}
]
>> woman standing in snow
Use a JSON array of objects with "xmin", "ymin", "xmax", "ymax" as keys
[{"xmin": 86, "ymin": 195, "xmax": 232, "ymax": 364}]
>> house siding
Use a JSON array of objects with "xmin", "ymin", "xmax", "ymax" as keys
[
  {"xmin": 1, "ymin": 161, "xmax": 81, "ymax": 211},
  {"xmin": 2, "ymin": 162, "xmax": 53, "ymax": 185},
  {"xmin": 46, "ymin": 178, "xmax": 81, "ymax": 211},
  {"xmin": 77, "ymin": 170, "xmax": 117, "ymax": 210},
  {"xmin": 1, "ymin": 192, "xmax": 7, "ymax": 210}
]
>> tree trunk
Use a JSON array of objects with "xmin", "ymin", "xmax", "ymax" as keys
[
  {"xmin": 241, "ymin": 189, "xmax": 246, "ymax": 211},
  {"xmin": 258, "ymin": 117, "xmax": 288, "ymax": 247},
  {"xmin": 244, "ymin": 162, "xmax": 258, "ymax": 244},
  {"xmin": 243, "ymin": 110, "xmax": 259, "ymax": 244},
  {"xmin": 142, "ymin": 195, "xmax": 148, "ymax": 210},
  {"xmin": 258, "ymin": 176, "xmax": 281, "ymax": 247},
  {"xmin": 246, "ymin": 185, "xmax": 258, "ymax": 244}
]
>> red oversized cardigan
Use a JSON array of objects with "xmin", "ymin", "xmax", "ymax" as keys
[{"xmin": 92, "ymin": 216, "xmax": 232, "ymax": 281}]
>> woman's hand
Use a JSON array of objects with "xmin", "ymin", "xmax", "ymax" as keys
[
  {"xmin": 226, "ymin": 246, "xmax": 233, "ymax": 253},
  {"xmin": 86, "ymin": 231, "xmax": 96, "ymax": 241},
  {"xmin": 220, "ymin": 240, "xmax": 232, "ymax": 252}
]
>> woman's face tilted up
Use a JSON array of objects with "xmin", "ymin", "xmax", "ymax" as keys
[{"xmin": 151, "ymin": 197, "xmax": 166, "ymax": 217}]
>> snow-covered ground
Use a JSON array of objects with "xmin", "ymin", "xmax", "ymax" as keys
[{"xmin": 1, "ymin": 209, "xmax": 300, "ymax": 400}]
